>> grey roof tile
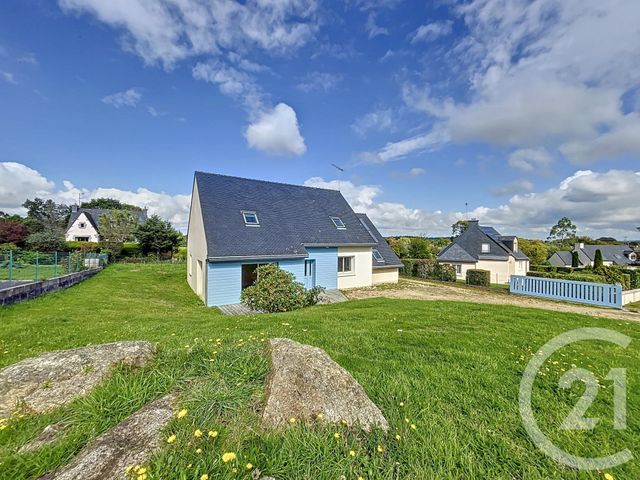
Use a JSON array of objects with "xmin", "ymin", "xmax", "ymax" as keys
[
  {"xmin": 195, "ymin": 172, "xmax": 377, "ymax": 260},
  {"xmin": 356, "ymin": 213, "xmax": 403, "ymax": 268},
  {"xmin": 437, "ymin": 221, "xmax": 529, "ymax": 262}
]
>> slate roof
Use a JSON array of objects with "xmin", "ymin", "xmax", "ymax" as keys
[
  {"xmin": 67, "ymin": 208, "xmax": 148, "ymax": 231},
  {"xmin": 437, "ymin": 220, "xmax": 529, "ymax": 263},
  {"xmin": 580, "ymin": 245, "xmax": 636, "ymax": 265},
  {"xmin": 552, "ymin": 251, "xmax": 574, "ymax": 265},
  {"xmin": 194, "ymin": 172, "xmax": 378, "ymax": 260},
  {"xmin": 356, "ymin": 214, "xmax": 403, "ymax": 268}
]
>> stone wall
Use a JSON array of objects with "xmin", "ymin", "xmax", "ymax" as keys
[{"xmin": 0, "ymin": 268, "xmax": 101, "ymax": 306}]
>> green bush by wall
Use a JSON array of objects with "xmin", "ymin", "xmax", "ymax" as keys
[{"xmin": 466, "ymin": 269, "xmax": 490, "ymax": 287}]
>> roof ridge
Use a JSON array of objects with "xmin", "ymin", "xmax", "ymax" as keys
[{"xmin": 195, "ymin": 170, "xmax": 344, "ymax": 194}]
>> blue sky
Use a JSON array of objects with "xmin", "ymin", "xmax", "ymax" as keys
[{"xmin": 1, "ymin": 0, "xmax": 639, "ymax": 238}]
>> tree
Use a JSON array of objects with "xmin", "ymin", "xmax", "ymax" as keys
[
  {"xmin": 408, "ymin": 237, "xmax": 439, "ymax": 259},
  {"xmin": 571, "ymin": 251, "xmax": 580, "ymax": 268},
  {"xmin": 451, "ymin": 220, "xmax": 469, "ymax": 238},
  {"xmin": 22, "ymin": 198, "xmax": 69, "ymax": 233},
  {"xmin": 518, "ymin": 239, "xmax": 549, "ymax": 265},
  {"xmin": 387, "ymin": 237, "xmax": 410, "ymax": 258},
  {"xmin": 81, "ymin": 197, "xmax": 142, "ymax": 211},
  {"xmin": 594, "ymin": 249, "xmax": 604, "ymax": 269},
  {"xmin": 99, "ymin": 210, "xmax": 138, "ymax": 255},
  {"xmin": 25, "ymin": 230, "xmax": 67, "ymax": 252},
  {"xmin": 548, "ymin": 217, "xmax": 577, "ymax": 243},
  {"xmin": 135, "ymin": 215, "xmax": 180, "ymax": 255},
  {"xmin": 0, "ymin": 220, "xmax": 30, "ymax": 245}
]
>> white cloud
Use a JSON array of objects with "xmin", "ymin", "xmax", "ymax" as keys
[
  {"xmin": 0, "ymin": 162, "xmax": 191, "ymax": 229},
  {"xmin": 245, "ymin": 103, "xmax": 306, "ymax": 156},
  {"xmin": 508, "ymin": 148, "xmax": 553, "ymax": 173},
  {"xmin": 410, "ymin": 21, "xmax": 452, "ymax": 43},
  {"xmin": 409, "ymin": 167, "xmax": 426, "ymax": 177},
  {"xmin": 490, "ymin": 179, "xmax": 534, "ymax": 197},
  {"xmin": 297, "ymin": 72, "xmax": 342, "ymax": 92},
  {"xmin": 193, "ymin": 60, "xmax": 263, "ymax": 112},
  {"xmin": 101, "ymin": 88, "xmax": 142, "ymax": 108},
  {"xmin": 58, "ymin": 0, "xmax": 319, "ymax": 69},
  {"xmin": 358, "ymin": 125, "xmax": 450, "ymax": 163},
  {"xmin": 372, "ymin": 1, "xmax": 640, "ymax": 164},
  {"xmin": 365, "ymin": 12, "xmax": 388, "ymax": 38},
  {"xmin": 351, "ymin": 108, "xmax": 393, "ymax": 136},
  {"xmin": 17, "ymin": 53, "xmax": 38, "ymax": 65},
  {"xmin": 305, "ymin": 169, "xmax": 640, "ymax": 238},
  {"xmin": 1, "ymin": 71, "xmax": 17, "ymax": 84}
]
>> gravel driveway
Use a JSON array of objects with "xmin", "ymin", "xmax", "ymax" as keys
[{"xmin": 346, "ymin": 278, "xmax": 640, "ymax": 323}]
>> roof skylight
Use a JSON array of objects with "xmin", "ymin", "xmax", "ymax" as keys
[
  {"xmin": 331, "ymin": 216, "xmax": 346, "ymax": 229},
  {"xmin": 242, "ymin": 211, "xmax": 259, "ymax": 226}
]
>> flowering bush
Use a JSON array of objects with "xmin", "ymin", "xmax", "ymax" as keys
[{"xmin": 240, "ymin": 264, "xmax": 324, "ymax": 313}]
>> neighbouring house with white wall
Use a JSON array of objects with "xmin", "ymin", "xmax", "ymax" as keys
[
  {"xmin": 65, "ymin": 206, "xmax": 148, "ymax": 242},
  {"xmin": 436, "ymin": 220, "xmax": 530, "ymax": 284},
  {"xmin": 186, "ymin": 171, "xmax": 402, "ymax": 306},
  {"xmin": 549, "ymin": 243, "xmax": 638, "ymax": 268}
]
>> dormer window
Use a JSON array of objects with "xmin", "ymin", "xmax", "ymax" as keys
[
  {"xmin": 481, "ymin": 243, "xmax": 490, "ymax": 253},
  {"xmin": 331, "ymin": 216, "xmax": 346, "ymax": 229},
  {"xmin": 242, "ymin": 211, "xmax": 259, "ymax": 226},
  {"xmin": 372, "ymin": 249, "xmax": 384, "ymax": 262},
  {"xmin": 79, "ymin": 222, "xmax": 86, "ymax": 229}
]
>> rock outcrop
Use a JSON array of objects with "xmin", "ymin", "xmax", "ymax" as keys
[
  {"xmin": 0, "ymin": 341, "xmax": 155, "ymax": 417},
  {"xmin": 40, "ymin": 394, "xmax": 175, "ymax": 480},
  {"xmin": 262, "ymin": 338, "xmax": 388, "ymax": 432}
]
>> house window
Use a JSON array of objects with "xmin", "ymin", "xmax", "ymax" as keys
[
  {"xmin": 481, "ymin": 243, "xmax": 490, "ymax": 253},
  {"xmin": 331, "ymin": 216, "xmax": 346, "ymax": 229},
  {"xmin": 79, "ymin": 222, "xmax": 86, "ymax": 229},
  {"xmin": 455, "ymin": 264, "xmax": 462, "ymax": 275},
  {"xmin": 74, "ymin": 236, "xmax": 89, "ymax": 242},
  {"xmin": 372, "ymin": 249, "xmax": 384, "ymax": 262},
  {"xmin": 242, "ymin": 211, "xmax": 259, "ymax": 226},
  {"xmin": 338, "ymin": 256, "xmax": 354, "ymax": 273}
]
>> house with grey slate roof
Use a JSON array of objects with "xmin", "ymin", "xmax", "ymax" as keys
[
  {"xmin": 436, "ymin": 220, "xmax": 530, "ymax": 284},
  {"xmin": 65, "ymin": 206, "xmax": 148, "ymax": 242},
  {"xmin": 549, "ymin": 243, "xmax": 638, "ymax": 268},
  {"xmin": 186, "ymin": 172, "xmax": 403, "ymax": 306}
]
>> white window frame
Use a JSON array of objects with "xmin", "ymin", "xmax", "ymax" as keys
[
  {"xmin": 372, "ymin": 249, "xmax": 384, "ymax": 262},
  {"xmin": 331, "ymin": 216, "xmax": 346, "ymax": 229},
  {"xmin": 481, "ymin": 243, "xmax": 490, "ymax": 253},
  {"xmin": 455, "ymin": 264, "xmax": 462, "ymax": 275},
  {"xmin": 337, "ymin": 256, "xmax": 355, "ymax": 275},
  {"xmin": 242, "ymin": 211, "xmax": 260, "ymax": 226}
]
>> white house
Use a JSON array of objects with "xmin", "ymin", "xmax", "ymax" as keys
[
  {"xmin": 186, "ymin": 172, "xmax": 403, "ymax": 306},
  {"xmin": 436, "ymin": 220, "xmax": 530, "ymax": 284},
  {"xmin": 65, "ymin": 206, "xmax": 148, "ymax": 242}
]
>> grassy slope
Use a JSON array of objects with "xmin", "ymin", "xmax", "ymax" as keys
[{"xmin": 0, "ymin": 264, "xmax": 638, "ymax": 479}]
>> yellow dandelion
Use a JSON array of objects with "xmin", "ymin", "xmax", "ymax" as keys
[
  {"xmin": 246, "ymin": 463, "xmax": 253, "ymax": 470},
  {"xmin": 604, "ymin": 474, "xmax": 614, "ymax": 480},
  {"xmin": 166, "ymin": 434, "xmax": 177, "ymax": 444},
  {"xmin": 232, "ymin": 468, "xmax": 238, "ymax": 473},
  {"xmin": 222, "ymin": 452, "xmax": 237, "ymax": 463},
  {"xmin": 0, "ymin": 425, "xmax": 7, "ymax": 431},
  {"xmin": 404, "ymin": 417, "xmax": 409, "ymax": 423},
  {"xmin": 208, "ymin": 430, "xmax": 218, "ymax": 438},
  {"xmin": 316, "ymin": 413, "xmax": 324, "ymax": 420},
  {"xmin": 410, "ymin": 424, "xmax": 417, "ymax": 430},
  {"xmin": 125, "ymin": 465, "xmax": 134, "ymax": 473},
  {"xmin": 334, "ymin": 432, "xmax": 341, "ymax": 439},
  {"xmin": 196, "ymin": 448, "xmax": 202, "ymax": 454},
  {"xmin": 399, "ymin": 402, "xmax": 404, "ymax": 407},
  {"xmin": 186, "ymin": 464, "xmax": 192, "ymax": 469},
  {"xmin": 137, "ymin": 475, "xmax": 147, "ymax": 480},
  {"xmin": 137, "ymin": 467, "xmax": 147, "ymax": 474},
  {"xmin": 395, "ymin": 434, "xmax": 401, "ymax": 441},
  {"xmin": 349, "ymin": 450, "xmax": 356, "ymax": 457},
  {"xmin": 194, "ymin": 429, "xmax": 203, "ymax": 438},
  {"xmin": 377, "ymin": 445, "xmax": 384, "ymax": 453},
  {"xmin": 358, "ymin": 477, "xmax": 365, "ymax": 480},
  {"xmin": 200, "ymin": 475, "xmax": 209, "ymax": 480},
  {"xmin": 289, "ymin": 417, "xmax": 296, "ymax": 424},
  {"xmin": 176, "ymin": 409, "xmax": 187, "ymax": 419},
  {"xmin": 341, "ymin": 419, "xmax": 348, "ymax": 425}
]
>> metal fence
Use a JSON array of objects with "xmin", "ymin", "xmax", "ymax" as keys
[
  {"xmin": 0, "ymin": 251, "xmax": 108, "ymax": 284},
  {"xmin": 510, "ymin": 275, "xmax": 622, "ymax": 309}
]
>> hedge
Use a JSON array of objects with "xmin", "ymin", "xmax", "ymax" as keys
[
  {"xmin": 526, "ymin": 271, "xmax": 606, "ymax": 284},
  {"xmin": 121, "ymin": 242, "xmax": 142, "ymax": 257},
  {"xmin": 466, "ymin": 269, "xmax": 490, "ymax": 287},
  {"xmin": 401, "ymin": 258, "xmax": 455, "ymax": 282},
  {"xmin": 529, "ymin": 265, "xmax": 557, "ymax": 273},
  {"xmin": 619, "ymin": 269, "xmax": 639, "ymax": 290}
]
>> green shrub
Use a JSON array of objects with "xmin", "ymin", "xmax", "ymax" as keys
[
  {"xmin": 594, "ymin": 249, "xmax": 604, "ymax": 269},
  {"xmin": 620, "ymin": 269, "xmax": 639, "ymax": 289},
  {"xmin": 571, "ymin": 251, "xmax": 580, "ymax": 268},
  {"xmin": 121, "ymin": 242, "xmax": 142, "ymax": 257},
  {"xmin": 240, "ymin": 264, "xmax": 323, "ymax": 313},
  {"xmin": 438, "ymin": 264, "xmax": 457, "ymax": 282},
  {"xmin": 526, "ymin": 271, "xmax": 606, "ymax": 283},
  {"xmin": 529, "ymin": 265, "xmax": 557, "ymax": 273},
  {"xmin": 401, "ymin": 259, "xmax": 416, "ymax": 276},
  {"xmin": 414, "ymin": 259, "xmax": 456, "ymax": 282},
  {"xmin": 466, "ymin": 269, "xmax": 490, "ymax": 287},
  {"xmin": 66, "ymin": 241, "xmax": 100, "ymax": 252},
  {"xmin": 556, "ymin": 266, "xmax": 574, "ymax": 274}
]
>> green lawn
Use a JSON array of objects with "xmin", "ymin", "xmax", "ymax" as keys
[{"xmin": 0, "ymin": 264, "xmax": 639, "ymax": 480}]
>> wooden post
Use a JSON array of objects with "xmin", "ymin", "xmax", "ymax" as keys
[
  {"xmin": 35, "ymin": 252, "xmax": 39, "ymax": 281},
  {"xmin": 8, "ymin": 250, "xmax": 13, "ymax": 282},
  {"xmin": 54, "ymin": 251, "xmax": 58, "ymax": 277}
]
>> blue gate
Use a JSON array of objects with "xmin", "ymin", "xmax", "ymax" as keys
[{"xmin": 510, "ymin": 275, "xmax": 622, "ymax": 309}]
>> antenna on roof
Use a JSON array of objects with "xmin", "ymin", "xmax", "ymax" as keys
[
  {"xmin": 330, "ymin": 163, "xmax": 344, "ymax": 192},
  {"xmin": 78, "ymin": 192, "xmax": 83, "ymax": 207},
  {"xmin": 465, "ymin": 202, "xmax": 468, "ymax": 220}
]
